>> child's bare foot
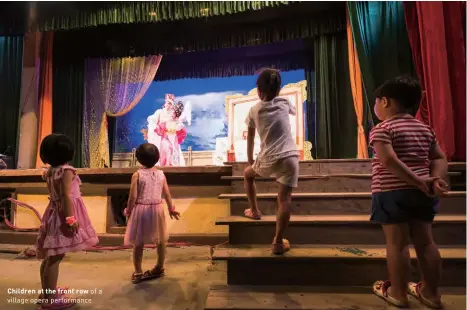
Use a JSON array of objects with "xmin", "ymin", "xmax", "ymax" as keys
[
  {"xmin": 408, "ymin": 282, "xmax": 442, "ymax": 309},
  {"xmin": 272, "ymin": 237, "xmax": 290, "ymax": 255},
  {"xmin": 244, "ymin": 208, "xmax": 261, "ymax": 220}
]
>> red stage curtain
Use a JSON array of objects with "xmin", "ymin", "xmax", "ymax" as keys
[
  {"xmin": 404, "ymin": 2, "xmax": 466, "ymax": 161},
  {"xmin": 35, "ymin": 32, "xmax": 54, "ymax": 167}
]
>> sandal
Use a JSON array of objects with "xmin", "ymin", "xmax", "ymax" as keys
[
  {"xmin": 244, "ymin": 208, "xmax": 261, "ymax": 220},
  {"xmin": 272, "ymin": 238, "xmax": 290, "ymax": 255},
  {"xmin": 408, "ymin": 282, "xmax": 443, "ymax": 309},
  {"xmin": 36, "ymin": 295, "xmax": 75, "ymax": 310},
  {"xmin": 142, "ymin": 266, "xmax": 165, "ymax": 281},
  {"xmin": 373, "ymin": 280, "xmax": 409, "ymax": 308},
  {"xmin": 132, "ymin": 272, "xmax": 143, "ymax": 284}
]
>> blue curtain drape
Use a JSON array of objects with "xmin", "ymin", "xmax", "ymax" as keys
[
  {"xmin": 347, "ymin": 1, "xmax": 415, "ymax": 130},
  {"xmin": 0, "ymin": 36, "xmax": 23, "ymax": 167}
]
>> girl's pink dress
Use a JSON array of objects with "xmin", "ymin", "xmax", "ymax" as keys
[
  {"xmin": 124, "ymin": 169, "xmax": 168, "ymax": 246},
  {"xmin": 36, "ymin": 165, "xmax": 99, "ymax": 259}
]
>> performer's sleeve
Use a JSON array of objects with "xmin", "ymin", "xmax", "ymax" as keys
[
  {"xmin": 155, "ymin": 122, "xmax": 166, "ymax": 136},
  {"xmin": 287, "ymin": 99, "xmax": 297, "ymax": 116},
  {"xmin": 176, "ymin": 127, "xmax": 187, "ymax": 145},
  {"xmin": 245, "ymin": 108, "xmax": 256, "ymax": 128},
  {"xmin": 147, "ymin": 110, "xmax": 160, "ymax": 124}
]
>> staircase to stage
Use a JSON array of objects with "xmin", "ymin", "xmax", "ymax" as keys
[{"xmin": 205, "ymin": 159, "xmax": 466, "ymax": 309}]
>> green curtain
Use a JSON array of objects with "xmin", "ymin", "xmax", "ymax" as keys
[
  {"xmin": 37, "ymin": 1, "xmax": 289, "ymax": 31},
  {"xmin": 348, "ymin": 1, "xmax": 415, "ymax": 125},
  {"xmin": 0, "ymin": 36, "xmax": 23, "ymax": 167},
  {"xmin": 52, "ymin": 35, "xmax": 85, "ymax": 168},
  {"xmin": 313, "ymin": 33, "xmax": 357, "ymax": 159}
]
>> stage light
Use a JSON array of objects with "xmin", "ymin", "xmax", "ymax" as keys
[{"xmin": 200, "ymin": 8, "xmax": 209, "ymax": 16}]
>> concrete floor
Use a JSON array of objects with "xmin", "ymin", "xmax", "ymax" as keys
[
  {"xmin": 0, "ymin": 246, "xmax": 226, "ymax": 310},
  {"xmin": 0, "ymin": 246, "xmax": 465, "ymax": 310}
]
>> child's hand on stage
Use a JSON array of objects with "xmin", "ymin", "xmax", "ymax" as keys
[{"xmin": 169, "ymin": 206, "xmax": 180, "ymax": 220}]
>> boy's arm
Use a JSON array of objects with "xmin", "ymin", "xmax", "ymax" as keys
[
  {"xmin": 247, "ymin": 127, "xmax": 256, "ymax": 165},
  {"xmin": 245, "ymin": 109, "xmax": 256, "ymax": 165},
  {"xmin": 429, "ymin": 143, "xmax": 448, "ymax": 179},
  {"xmin": 373, "ymin": 142, "xmax": 424, "ymax": 187}
]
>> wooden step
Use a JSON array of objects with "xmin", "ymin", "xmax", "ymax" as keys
[
  {"xmin": 222, "ymin": 173, "xmax": 464, "ymax": 193},
  {"xmin": 219, "ymin": 192, "xmax": 467, "ymax": 216},
  {"xmin": 225, "ymin": 160, "xmax": 465, "ymax": 176},
  {"xmin": 216, "ymin": 215, "xmax": 466, "ymax": 245},
  {"xmin": 212, "ymin": 245, "xmax": 466, "ymax": 287},
  {"xmin": 205, "ymin": 285, "xmax": 466, "ymax": 310}
]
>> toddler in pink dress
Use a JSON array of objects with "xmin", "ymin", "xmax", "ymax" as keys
[
  {"xmin": 124, "ymin": 143, "xmax": 180, "ymax": 284},
  {"xmin": 36, "ymin": 134, "xmax": 99, "ymax": 310}
]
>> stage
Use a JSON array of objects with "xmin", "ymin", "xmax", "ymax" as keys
[
  {"xmin": 0, "ymin": 159, "xmax": 465, "ymax": 247},
  {"xmin": 0, "ymin": 165, "xmax": 232, "ymax": 246}
]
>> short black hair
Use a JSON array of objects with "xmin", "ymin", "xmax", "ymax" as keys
[
  {"xmin": 39, "ymin": 134, "xmax": 75, "ymax": 167},
  {"xmin": 256, "ymin": 68, "xmax": 282, "ymax": 101},
  {"xmin": 135, "ymin": 143, "xmax": 160, "ymax": 168},
  {"xmin": 374, "ymin": 76, "xmax": 422, "ymax": 112}
]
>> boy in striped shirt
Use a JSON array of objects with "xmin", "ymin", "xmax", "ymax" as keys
[{"xmin": 369, "ymin": 77, "xmax": 448, "ymax": 309}]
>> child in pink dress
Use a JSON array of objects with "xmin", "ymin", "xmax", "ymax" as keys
[
  {"xmin": 36, "ymin": 134, "xmax": 99, "ymax": 310},
  {"xmin": 124, "ymin": 143, "xmax": 180, "ymax": 284}
]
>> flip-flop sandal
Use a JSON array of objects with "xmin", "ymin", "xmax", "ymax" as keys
[
  {"xmin": 142, "ymin": 266, "xmax": 165, "ymax": 281},
  {"xmin": 272, "ymin": 238, "xmax": 291, "ymax": 255},
  {"xmin": 244, "ymin": 208, "xmax": 261, "ymax": 220},
  {"xmin": 408, "ymin": 282, "xmax": 443, "ymax": 309},
  {"xmin": 132, "ymin": 272, "xmax": 143, "ymax": 284},
  {"xmin": 373, "ymin": 280, "xmax": 409, "ymax": 308}
]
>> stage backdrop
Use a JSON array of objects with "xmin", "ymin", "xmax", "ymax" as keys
[{"xmin": 115, "ymin": 70, "xmax": 307, "ymax": 154}]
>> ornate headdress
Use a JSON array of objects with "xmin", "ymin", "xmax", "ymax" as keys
[
  {"xmin": 173, "ymin": 101, "xmax": 184, "ymax": 118},
  {"xmin": 165, "ymin": 93, "xmax": 175, "ymax": 104}
]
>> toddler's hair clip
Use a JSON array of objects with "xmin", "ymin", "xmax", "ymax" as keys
[{"xmin": 65, "ymin": 216, "xmax": 77, "ymax": 226}]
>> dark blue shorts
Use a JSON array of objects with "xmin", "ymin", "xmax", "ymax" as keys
[{"xmin": 371, "ymin": 189, "xmax": 439, "ymax": 224}]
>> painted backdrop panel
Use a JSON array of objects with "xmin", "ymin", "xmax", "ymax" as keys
[{"xmin": 116, "ymin": 70, "xmax": 306, "ymax": 153}]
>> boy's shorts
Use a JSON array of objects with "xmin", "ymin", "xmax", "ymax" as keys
[
  {"xmin": 370, "ymin": 189, "xmax": 439, "ymax": 224},
  {"xmin": 252, "ymin": 155, "xmax": 299, "ymax": 188}
]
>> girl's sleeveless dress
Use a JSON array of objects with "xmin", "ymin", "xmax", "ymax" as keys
[
  {"xmin": 36, "ymin": 165, "xmax": 99, "ymax": 259},
  {"xmin": 124, "ymin": 169, "xmax": 168, "ymax": 246}
]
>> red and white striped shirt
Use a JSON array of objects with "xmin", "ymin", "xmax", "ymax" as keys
[{"xmin": 370, "ymin": 115, "xmax": 436, "ymax": 193}]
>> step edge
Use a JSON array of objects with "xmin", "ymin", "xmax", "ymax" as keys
[
  {"xmin": 211, "ymin": 246, "xmax": 466, "ymax": 260},
  {"xmin": 215, "ymin": 215, "xmax": 466, "ymax": 225},
  {"xmin": 222, "ymin": 171, "xmax": 462, "ymax": 180},
  {"xmin": 218, "ymin": 191, "xmax": 466, "ymax": 199}
]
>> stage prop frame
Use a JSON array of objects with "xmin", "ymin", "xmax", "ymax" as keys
[{"xmin": 225, "ymin": 81, "xmax": 308, "ymax": 162}]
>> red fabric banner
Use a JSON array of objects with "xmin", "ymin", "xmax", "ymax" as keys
[{"xmin": 404, "ymin": 1, "xmax": 466, "ymax": 161}]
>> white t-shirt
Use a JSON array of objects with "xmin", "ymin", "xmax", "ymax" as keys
[{"xmin": 245, "ymin": 97, "xmax": 298, "ymax": 163}]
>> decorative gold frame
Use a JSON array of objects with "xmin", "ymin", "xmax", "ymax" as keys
[{"xmin": 225, "ymin": 80, "xmax": 307, "ymax": 157}]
